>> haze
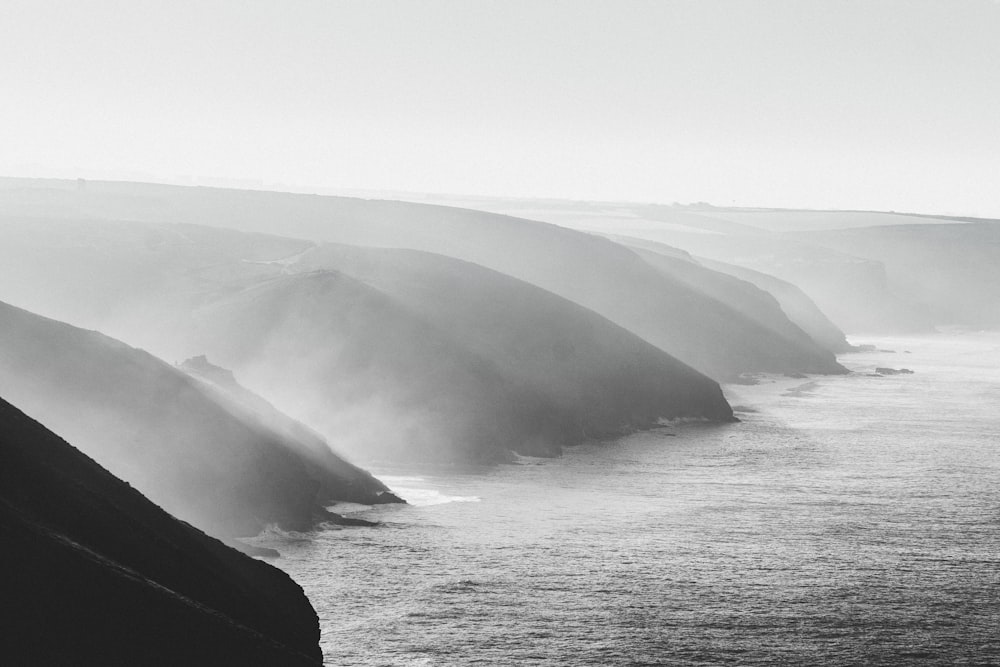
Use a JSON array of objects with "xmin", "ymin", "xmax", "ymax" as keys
[{"xmin": 3, "ymin": 0, "xmax": 1000, "ymax": 216}]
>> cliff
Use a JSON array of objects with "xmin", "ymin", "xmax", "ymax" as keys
[
  {"xmin": 0, "ymin": 395, "xmax": 322, "ymax": 665},
  {"xmin": 611, "ymin": 236, "xmax": 847, "ymax": 368},
  {"xmin": 175, "ymin": 262, "xmax": 734, "ymax": 463},
  {"xmin": 179, "ymin": 354, "xmax": 403, "ymax": 505},
  {"xmin": 0, "ymin": 216, "xmax": 735, "ymax": 465},
  {"xmin": 694, "ymin": 256, "xmax": 852, "ymax": 353},
  {"xmin": 0, "ymin": 179, "xmax": 854, "ymax": 378},
  {"xmin": 0, "ymin": 299, "xmax": 399, "ymax": 537}
]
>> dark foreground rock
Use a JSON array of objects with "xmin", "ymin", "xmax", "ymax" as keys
[{"xmin": 0, "ymin": 396, "xmax": 322, "ymax": 665}]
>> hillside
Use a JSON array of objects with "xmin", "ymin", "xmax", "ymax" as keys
[
  {"xmin": 607, "ymin": 235, "xmax": 851, "ymax": 353},
  {"xmin": 0, "ymin": 216, "xmax": 736, "ymax": 464},
  {"xmin": 422, "ymin": 196, "xmax": 993, "ymax": 334},
  {"xmin": 0, "ymin": 395, "xmax": 322, "ymax": 665},
  {"xmin": 179, "ymin": 354, "xmax": 402, "ymax": 505},
  {"xmin": 0, "ymin": 299, "xmax": 398, "ymax": 537},
  {"xmin": 174, "ymin": 258, "xmax": 735, "ymax": 463},
  {"xmin": 0, "ymin": 179, "xmax": 848, "ymax": 378},
  {"xmin": 694, "ymin": 257, "xmax": 852, "ymax": 353}
]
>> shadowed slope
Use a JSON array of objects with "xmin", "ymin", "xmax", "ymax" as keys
[
  {"xmin": 0, "ymin": 396, "xmax": 322, "ymax": 665},
  {"xmin": 176, "ymin": 265, "xmax": 734, "ymax": 463},
  {"xmin": 0, "ymin": 299, "xmax": 397, "ymax": 537},
  {"xmin": 291, "ymin": 244, "xmax": 736, "ymax": 438},
  {"xmin": 182, "ymin": 269, "xmax": 570, "ymax": 463}
]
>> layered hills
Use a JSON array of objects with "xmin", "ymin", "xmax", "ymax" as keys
[
  {"xmin": 425, "ymin": 195, "xmax": 996, "ymax": 334},
  {"xmin": 607, "ymin": 235, "xmax": 850, "ymax": 361},
  {"xmin": 693, "ymin": 257, "xmax": 852, "ymax": 354},
  {"xmin": 602, "ymin": 234, "xmax": 850, "ymax": 353},
  {"xmin": 182, "ymin": 245, "xmax": 736, "ymax": 462},
  {"xmin": 0, "ymin": 395, "xmax": 323, "ymax": 665},
  {"xmin": 0, "ymin": 299, "xmax": 398, "ymax": 537},
  {"xmin": 0, "ymin": 217, "xmax": 735, "ymax": 464},
  {"xmin": 0, "ymin": 179, "xmax": 846, "ymax": 378}
]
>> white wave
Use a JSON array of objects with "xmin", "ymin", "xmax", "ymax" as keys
[
  {"xmin": 254, "ymin": 523, "xmax": 314, "ymax": 541},
  {"xmin": 379, "ymin": 476, "xmax": 481, "ymax": 506},
  {"xmin": 327, "ymin": 502, "xmax": 375, "ymax": 514}
]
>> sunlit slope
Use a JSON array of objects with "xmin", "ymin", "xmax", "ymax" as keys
[
  {"xmin": 0, "ymin": 179, "xmax": 848, "ymax": 378},
  {"xmin": 0, "ymin": 300, "xmax": 396, "ymax": 537},
  {"xmin": 0, "ymin": 396, "xmax": 323, "ymax": 666}
]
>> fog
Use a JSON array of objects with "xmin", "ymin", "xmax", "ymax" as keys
[
  {"xmin": 0, "ymin": 298, "xmax": 393, "ymax": 537},
  {"xmin": 4, "ymin": 3, "xmax": 999, "ymax": 664},
  {"xmin": 1, "ymin": 183, "xmax": 996, "ymax": 479},
  {"xmin": 0, "ymin": 181, "xmax": 845, "ymax": 379},
  {"xmin": 2, "ymin": 181, "xmax": 996, "ymax": 489},
  {"xmin": 0, "ymin": 208, "xmax": 734, "ymax": 465},
  {"xmin": 427, "ymin": 196, "xmax": 993, "ymax": 334}
]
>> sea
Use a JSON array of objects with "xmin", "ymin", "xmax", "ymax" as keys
[{"xmin": 251, "ymin": 332, "xmax": 1000, "ymax": 666}]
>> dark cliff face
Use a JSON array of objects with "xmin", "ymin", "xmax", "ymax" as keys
[
  {"xmin": 0, "ymin": 299, "xmax": 397, "ymax": 537},
  {"xmin": 0, "ymin": 396, "xmax": 322, "ymax": 665}
]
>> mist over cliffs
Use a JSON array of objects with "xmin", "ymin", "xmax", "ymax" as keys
[
  {"xmin": 426, "ymin": 196, "xmax": 998, "ymax": 335},
  {"xmin": 0, "ymin": 216, "xmax": 734, "ymax": 464},
  {"xmin": 0, "ymin": 179, "xmax": 845, "ymax": 379},
  {"xmin": 17, "ymin": 178, "xmax": 970, "ymax": 469},
  {"xmin": 188, "ymin": 245, "xmax": 736, "ymax": 462},
  {"xmin": 2, "ymin": 177, "xmax": 996, "ymax": 666},
  {"xmin": 4, "ymin": 178, "xmax": 987, "ymax": 470},
  {"xmin": 0, "ymin": 299, "xmax": 396, "ymax": 537},
  {"xmin": 609, "ymin": 236, "xmax": 848, "ymax": 364}
]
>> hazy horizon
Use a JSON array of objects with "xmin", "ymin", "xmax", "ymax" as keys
[{"xmin": 3, "ymin": 0, "xmax": 999, "ymax": 217}]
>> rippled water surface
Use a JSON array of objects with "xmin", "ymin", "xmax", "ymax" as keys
[{"xmin": 255, "ymin": 334, "xmax": 1000, "ymax": 665}]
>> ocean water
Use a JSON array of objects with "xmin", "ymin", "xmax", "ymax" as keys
[{"xmin": 255, "ymin": 333, "xmax": 1000, "ymax": 665}]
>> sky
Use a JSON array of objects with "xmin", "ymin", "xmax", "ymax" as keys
[{"xmin": 2, "ymin": 0, "xmax": 999, "ymax": 215}]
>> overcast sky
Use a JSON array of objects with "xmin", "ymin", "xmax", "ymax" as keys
[{"xmin": 2, "ymin": 0, "xmax": 998, "ymax": 215}]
